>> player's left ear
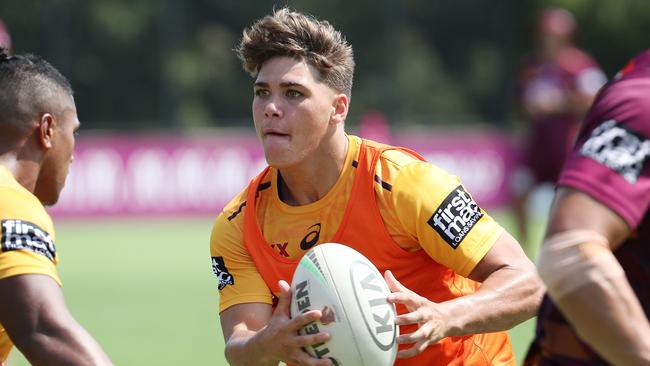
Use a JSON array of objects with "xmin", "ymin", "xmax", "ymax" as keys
[
  {"xmin": 330, "ymin": 93, "xmax": 349, "ymax": 126},
  {"xmin": 37, "ymin": 113, "xmax": 56, "ymax": 150}
]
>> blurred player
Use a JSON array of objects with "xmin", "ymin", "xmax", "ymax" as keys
[
  {"xmin": 0, "ymin": 49, "xmax": 113, "ymax": 365},
  {"xmin": 0, "ymin": 20, "xmax": 11, "ymax": 54},
  {"xmin": 211, "ymin": 8, "xmax": 543, "ymax": 366},
  {"xmin": 512, "ymin": 7, "xmax": 607, "ymax": 242},
  {"xmin": 525, "ymin": 50, "xmax": 650, "ymax": 365}
]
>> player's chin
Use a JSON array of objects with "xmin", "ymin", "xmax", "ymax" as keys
[{"xmin": 264, "ymin": 151, "xmax": 298, "ymax": 169}]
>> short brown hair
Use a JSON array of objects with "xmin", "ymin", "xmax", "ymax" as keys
[{"xmin": 236, "ymin": 8, "xmax": 355, "ymax": 98}]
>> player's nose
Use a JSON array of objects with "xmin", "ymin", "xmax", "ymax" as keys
[{"xmin": 264, "ymin": 100, "xmax": 282, "ymax": 119}]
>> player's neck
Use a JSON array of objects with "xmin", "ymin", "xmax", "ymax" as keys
[
  {"xmin": 277, "ymin": 133, "xmax": 349, "ymax": 206},
  {"xmin": 0, "ymin": 154, "xmax": 40, "ymax": 193}
]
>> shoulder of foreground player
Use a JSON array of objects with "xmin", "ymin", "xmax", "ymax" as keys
[
  {"xmin": 390, "ymin": 161, "xmax": 464, "ymax": 206},
  {"xmin": 217, "ymin": 186, "xmax": 250, "ymax": 224},
  {"xmin": 380, "ymin": 147, "xmax": 422, "ymax": 167},
  {"xmin": 0, "ymin": 186, "xmax": 55, "ymax": 237},
  {"xmin": 0, "ymin": 188, "xmax": 60, "ymax": 284},
  {"xmin": 374, "ymin": 146, "xmax": 426, "ymax": 184}
]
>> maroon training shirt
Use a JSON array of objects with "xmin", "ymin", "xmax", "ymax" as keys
[{"xmin": 526, "ymin": 49, "xmax": 650, "ymax": 366}]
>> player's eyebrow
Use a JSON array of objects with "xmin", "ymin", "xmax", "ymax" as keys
[
  {"xmin": 279, "ymin": 81, "xmax": 305, "ymax": 88},
  {"xmin": 253, "ymin": 81, "xmax": 306, "ymax": 89}
]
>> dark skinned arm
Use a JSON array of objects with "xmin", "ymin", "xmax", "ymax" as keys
[{"xmin": 0, "ymin": 274, "xmax": 113, "ymax": 366}]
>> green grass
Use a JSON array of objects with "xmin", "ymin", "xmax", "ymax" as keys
[{"xmin": 7, "ymin": 211, "xmax": 545, "ymax": 365}]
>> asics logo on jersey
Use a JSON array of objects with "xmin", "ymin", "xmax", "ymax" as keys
[
  {"xmin": 211, "ymin": 256, "xmax": 234, "ymax": 290},
  {"xmin": 300, "ymin": 223, "xmax": 321, "ymax": 250},
  {"xmin": 580, "ymin": 119, "xmax": 650, "ymax": 184},
  {"xmin": 1, "ymin": 220, "xmax": 56, "ymax": 262},
  {"xmin": 427, "ymin": 186, "xmax": 483, "ymax": 249}
]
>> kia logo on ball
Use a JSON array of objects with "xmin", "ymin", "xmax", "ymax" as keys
[{"xmin": 350, "ymin": 261, "xmax": 396, "ymax": 351}]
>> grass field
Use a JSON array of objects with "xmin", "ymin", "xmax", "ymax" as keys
[{"xmin": 7, "ymin": 211, "xmax": 545, "ymax": 366}]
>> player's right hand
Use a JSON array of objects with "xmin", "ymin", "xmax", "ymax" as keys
[{"xmin": 257, "ymin": 280, "xmax": 333, "ymax": 366}]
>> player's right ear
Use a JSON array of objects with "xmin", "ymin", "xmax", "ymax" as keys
[
  {"xmin": 37, "ymin": 113, "xmax": 55, "ymax": 149},
  {"xmin": 329, "ymin": 93, "xmax": 349, "ymax": 126}
]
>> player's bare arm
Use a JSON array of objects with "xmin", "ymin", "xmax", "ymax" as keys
[
  {"xmin": 0, "ymin": 274, "xmax": 113, "ymax": 366},
  {"xmin": 537, "ymin": 188, "xmax": 650, "ymax": 364},
  {"xmin": 386, "ymin": 231, "xmax": 543, "ymax": 358},
  {"xmin": 220, "ymin": 280, "xmax": 332, "ymax": 366}
]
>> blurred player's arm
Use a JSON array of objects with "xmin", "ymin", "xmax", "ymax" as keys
[
  {"xmin": 537, "ymin": 188, "xmax": 650, "ymax": 364},
  {"xmin": 0, "ymin": 274, "xmax": 113, "ymax": 366}
]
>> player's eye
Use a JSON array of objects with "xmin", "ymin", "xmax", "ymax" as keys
[
  {"xmin": 286, "ymin": 89, "xmax": 303, "ymax": 98},
  {"xmin": 254, "ymin": 89, "xmax": 270, "ymax": 97}
]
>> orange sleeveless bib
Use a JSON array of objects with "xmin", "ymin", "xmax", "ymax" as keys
[{"xmin": 243, "ymin": 139, "xmax": 515, "ymax": 365}]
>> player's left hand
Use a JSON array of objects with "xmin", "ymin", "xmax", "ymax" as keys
[{"xmin": 384, "ymin": 270, "xmax": 449, "ymax": 358}]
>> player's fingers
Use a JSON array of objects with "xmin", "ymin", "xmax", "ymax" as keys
[
  {"xmin": 291, "ymin": 351, "xmax": 334, "ymax": 366},
  {"xmin": 294, "ymin": 331, "xmax": 331, "ymax": 348},
  {"xmin": 291, "ymin": 309, "xmax": 323, "ymax": 330},
  {"xmin": 386, "ymin": 291, "xmax": 421, "ymax": 309},
  {"xmin": 394, "ymin": 309, "xmax": 423, "ymax": 326},
  {"xmin": 397, "ymin": 339, "xmax": 430, "ymax": 358},
  {"xmin": 384, "ymin": 270, "xmax": 412, "ymax": 294},
  {"xmin": 396, "ymin": 330, "xmax": 419, "ymax": 344},
  {"xmin": 275, "ymin": 280, "xmax": 292, "ymax": 317},
  {"xmin": 396, "ymin": 322, "xmax": 435, "ymax": 344}
]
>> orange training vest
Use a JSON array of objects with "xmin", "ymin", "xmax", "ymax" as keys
[{"xmin": 243, "ymin": 139, "xmax": 515, "ymax": 365}]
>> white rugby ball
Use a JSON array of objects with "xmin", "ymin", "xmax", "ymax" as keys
[{"xmin": 290, "ymin": 243, "xmax": 398, "ymax": 366}]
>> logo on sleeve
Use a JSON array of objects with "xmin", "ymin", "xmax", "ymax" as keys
[
  {"xmin": 211, "ymin": 256, "xmax": 234, "ymax": 290},
  {"xmin": 1, "ymin": 220, "xmax": 56, "ymax": 262},
  {"xmin": 427, "ymin": 186, "xmax": 483, "ymax": 249},
  {"xmin": 580, "ymin": 119, "xmax": 650, "ymax": 184}
]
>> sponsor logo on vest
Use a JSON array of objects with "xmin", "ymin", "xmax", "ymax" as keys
[
  {"xmin": 427, "ymin": 185, "xmax": 483, "ymax": 249},
  {"xmin": 1, "ymin": 219, "xmax": 56, "ymax": 262},
  {"xmin": 295, "ymin": 280, "xmax": 340, "ymax": 365},
  {"xmin": 300, "ymin": 223, "xmax": 321, "ymax": 250},
  {"xmin": 350, "ymin": 261, "xmax": 396, "ymax": 351},
  {"xmin": 211, "ymin": 256, "xmax": 234, "ymax": 290},
  {"xmin": 580, "ymin": 119, "xmax": 650, "ymax": 184}
]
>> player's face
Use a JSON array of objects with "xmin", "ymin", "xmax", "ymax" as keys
[
  {"xmin": 35, "ymin": 94, "xmax": 80, "ymax": 206},
  {"xmin": 252, "ymin": 56, "xmax": 340, "ymax": 169}
]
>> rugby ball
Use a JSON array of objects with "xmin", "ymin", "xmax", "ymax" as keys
[{"xmin": 290, "ymin": 243, "xmax": 398, "ymax": 366}]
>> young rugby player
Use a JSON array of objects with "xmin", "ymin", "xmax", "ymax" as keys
[{"xmin": 210, "ymin": 8, "xmax": 544, "ymax": 365}]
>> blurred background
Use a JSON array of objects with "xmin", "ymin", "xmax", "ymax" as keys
[{"xmin": 2, "ymin": 0, "xmax": 649, "ymax": 365}]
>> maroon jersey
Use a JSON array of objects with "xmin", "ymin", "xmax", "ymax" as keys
[
  {"xmin": 518, "ymin": 46, "xmax": 606, "ymax": 183},
  {"xmin": 526, "ymin": 49, "xmax": 650, "ymax": 365}
]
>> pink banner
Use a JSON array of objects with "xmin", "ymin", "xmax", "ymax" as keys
[{"xmin": 51, "ymin": 132, "xmax": 518, "ymax": 217}]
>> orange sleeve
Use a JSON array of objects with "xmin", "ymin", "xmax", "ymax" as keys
[
  {"xmin": 0, "ymin": 187, "xmax": 61, "ymax": 285},
  {"xmin": 210, "ymin": 207, "xmax": 273, "ymax": 313},
  {"xmin": 390, "ymin": 161, "xmax": 504, "ymax": 277}
]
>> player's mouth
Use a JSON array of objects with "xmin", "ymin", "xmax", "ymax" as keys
[{"xmin": 262, "ymin": 128, "xmax": 290, "ymax": 139}]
